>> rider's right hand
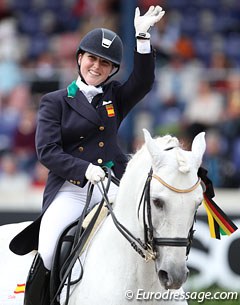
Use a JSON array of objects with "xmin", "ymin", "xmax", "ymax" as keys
[{"xmin": 85, "ymin": 163, "xmax": 105, "ymax": 184}]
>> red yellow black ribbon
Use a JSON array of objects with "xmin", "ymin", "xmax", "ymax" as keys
[{"xmin": 198, "ymin": 167, "xmax": 238, "ymax": 239}]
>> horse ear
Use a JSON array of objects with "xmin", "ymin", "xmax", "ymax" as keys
[
  {"xmin": 143, "ymin": 128, "xmax": 155, "ymax": 151},
  {"xmin": 143, "ymin": 129, "xmax": 163, "ymax": 165},
  {"xmin": 191, "ymin": 132, "xmax": 206, "ymax": 167}
]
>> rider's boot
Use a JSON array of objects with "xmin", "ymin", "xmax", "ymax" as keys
[{"xmin": 24, "ymin": 253, "xmax": 50, "ymax": 305}]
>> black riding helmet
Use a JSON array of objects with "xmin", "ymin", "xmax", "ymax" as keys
[{"xmin": 76, "ymin": 28, "xmax": 123, "ymax": 84}]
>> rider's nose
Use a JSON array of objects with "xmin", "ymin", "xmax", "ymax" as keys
[{"xmin": 93, "ymin": 59, "xmax": 100, "ymax": 69}]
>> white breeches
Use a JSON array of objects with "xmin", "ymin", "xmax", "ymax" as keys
[{"xmin": 38, "ymin": 179, "xmax": 118, "ymax": 270}]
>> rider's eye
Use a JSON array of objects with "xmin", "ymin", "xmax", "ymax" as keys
[{"xmin": 153, "ymin": 198, "xmax": 164, "ymax": 209}]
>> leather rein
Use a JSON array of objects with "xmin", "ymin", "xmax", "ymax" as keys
[{"xmin": 101, "ymin": 167, "xmax": 201, "ymax": 262}]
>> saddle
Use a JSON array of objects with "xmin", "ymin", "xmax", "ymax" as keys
[{"xmin": 49, "ymin": 203, "xmax": 109, "ymax": 305}]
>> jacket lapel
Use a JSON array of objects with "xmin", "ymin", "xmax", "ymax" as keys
[{"xmin": 64, "ymin": 88, "xmax": 102, "ymax": 126}]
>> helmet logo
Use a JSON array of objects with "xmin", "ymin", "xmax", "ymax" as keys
[{"xmin": 102, "ymin": 29, "xmax": 116, "ymax": 49}]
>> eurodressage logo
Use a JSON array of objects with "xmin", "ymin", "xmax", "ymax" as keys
[{"xmin": 4, "ymin": 284, "xmax": 25, "ymax": 303}]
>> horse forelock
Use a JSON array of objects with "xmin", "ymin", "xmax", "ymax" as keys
[{"xmin": 156, "ymin": 135, "xmax": 180, "ymax": 150}]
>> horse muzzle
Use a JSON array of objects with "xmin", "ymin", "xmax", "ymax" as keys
[{"xmin": 158, "ymin": 267, "xmax": 189, "ymax": 290}]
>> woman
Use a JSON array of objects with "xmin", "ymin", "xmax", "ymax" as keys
[{"xmin": 10, "ymin": 5, "xmax": 165, "ymax": 305}]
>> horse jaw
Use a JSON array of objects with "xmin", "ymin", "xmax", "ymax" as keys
[{"xmin": 191, "ymin": 132, "xmax": 206, "ymax": 168}]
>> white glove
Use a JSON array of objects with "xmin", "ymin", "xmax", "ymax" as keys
[
  {"xmin": 134, "ymin": 5, "xmax": 165, "ymax": 39},
  {"xmin": 85, "ymin": 163, "xmax": 105, "ymax": 184}
]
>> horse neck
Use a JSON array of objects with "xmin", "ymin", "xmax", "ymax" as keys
[
  {"xmin": 113, "ymin": 146, "xmax": 151, "ymax": 234},
  {"xmin": 94, "ymin": 148, "xmax": 158, "ymax": 288}
]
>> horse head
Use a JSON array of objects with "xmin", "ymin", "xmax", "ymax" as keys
[{"xmin": 142, "ymin": 129, "xmax": 206, "ymax": 290}]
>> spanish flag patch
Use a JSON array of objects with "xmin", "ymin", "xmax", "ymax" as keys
[
  {"xmin": 105, "ymin": 104, "xmax": 115, "ymax": 117},
  {"xmin": 14, "ymin": 283, "xmax": 25, "ymax": 294}
]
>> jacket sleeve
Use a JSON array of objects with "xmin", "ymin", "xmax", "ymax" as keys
[
  {"xmin": 114, "ymin": 50, "xmax": 155, "ymax": 120},
  {"xmin": 35, "ymin": 95, "xmax": 89, "ymax": 187}
]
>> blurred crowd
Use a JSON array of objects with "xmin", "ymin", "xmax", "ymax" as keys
[{"xmin": 0, "ymin": 0, "xmax": 239, "ymax": 190}]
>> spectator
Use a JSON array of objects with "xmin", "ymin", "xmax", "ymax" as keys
[
  {"xmin": 31, "ymin": 161, "xmax": 48, "ymax": 189},
  {"xmin": 203, "ymin": 130, "xmax": 239, "ymax": 188},
  {"xmin": 221, "ymin": 72, "xmax": 240, "ymax": 140},
  {"xmin": 0, "ymin": 153, "xmax": 30, "ymax": 191},
  {"xmin": 12, "ymin": 106, "xmax": 37, "ymax": 173},
  {"xmin": 183, "ymin": 79, "xmax": 224, "ymax": 141},
  {"xmin": 157, "ymin": 54, "xmax": 203, "ymax": 109}
]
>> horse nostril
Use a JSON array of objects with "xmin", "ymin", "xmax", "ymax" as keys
[
  {"xmin": 158, "ymin": 268, "xmax": 188, "ymax": 289},
  {"xmin": 158, "ymin": 270, "xmax": 171, "ymax": 288}
]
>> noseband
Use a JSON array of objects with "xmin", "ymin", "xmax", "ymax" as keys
[{"xmin": 138, "ymin": 169, "xmax": 200, "ymax": 261}]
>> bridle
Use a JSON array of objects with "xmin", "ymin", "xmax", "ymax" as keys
[
  {"xmin": 140, "ymin": 169, "xmax": 201, "ymax": 261},
  {"xmin": 100, "ymin": 167, "xmax": 202, "ymax": 262},
  {"xmin": 152, "ymin": 174, "xmax": 201, "ymax": 194}
]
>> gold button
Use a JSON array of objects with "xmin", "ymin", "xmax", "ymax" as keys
[
  {"xmin": 98, "ymin": 142, "xmax": 104, "ymax": 148},
  {"xmin": 76, "ymin": 181, "xmax": 80, "ymax": 185},
  {"xmin": 97, "ymin": 158, "xmax": 103, "ymax": 164},
  {"xmin": 70, "ymin": 179, "xmax": 73, "ymax": 183},
  {"xmin": 99, "ymin": 126, "xmax": 105, "ymax": 131},
  {"xmin": 73, "ymin": 181, "xmax": 76, "ymax": 184},
  {"xmin": 78, "ymin": 146, "xmax": 84, "ymax": 152}
]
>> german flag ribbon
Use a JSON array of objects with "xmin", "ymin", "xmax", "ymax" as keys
[
  {"xmin": 198, "ymin": 167, "xmax": 238, "ymax": 239},
  {"xmin": 14, "ymin": 283, "xmax": 25, "ymax": 294}
]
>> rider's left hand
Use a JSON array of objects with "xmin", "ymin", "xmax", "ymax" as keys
[{"xmin": 134, "ymin": 5, "xmax": 165, "ymax": 39}]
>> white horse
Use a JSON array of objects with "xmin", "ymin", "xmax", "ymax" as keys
[
  {"xmin": 67, "ymin": 130, "xmax": 206, "ymax": 305},
  {"xmin": 0, "ymin": 129, "xmax": 206, "ymax": 305}
]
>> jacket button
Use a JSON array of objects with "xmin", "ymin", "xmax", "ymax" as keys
[
  {"xmin": 76, "ymin": 181, "xmax": 80, "ymax": 185},
  {"xmin": 97, "ymin": 158, "xmax": 103, "ymax": 164},
  {"xmin": 99, "ymin": 126, "xmax": 105, "ymax": 131},
  {"xmin": 78, "ymin": 146, "xmax": 84, "ymax": 152},
  {"xmin": 98, "ymin": 142, "xmax": 104, "ymax": 148}
]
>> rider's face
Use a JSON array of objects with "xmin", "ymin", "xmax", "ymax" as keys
[{"xmin": 78, "ymin": 52, "xmax": 114, "ymax": 86}]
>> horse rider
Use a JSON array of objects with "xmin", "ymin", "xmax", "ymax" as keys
[{"xmin": 9, "ymin": 5, "xmax": 165, "ymax": 305}]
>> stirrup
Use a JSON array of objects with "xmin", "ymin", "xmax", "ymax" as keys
[{"xmin": 24, "ymin": 253, "xmax": 50, "ymax": 305}]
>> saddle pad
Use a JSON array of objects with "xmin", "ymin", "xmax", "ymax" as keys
[
  {"xmin": 81, "ymin": 204, "xmax": 109, "ymax": 253},
  {"xmin": 53, "ymin": 204, "xmax": 109, "ymax": 305}
]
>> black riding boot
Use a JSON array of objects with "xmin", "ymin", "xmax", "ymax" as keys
[{"xmin": 24, "ymin": 253, "xmax": 50, "ymax": 305}]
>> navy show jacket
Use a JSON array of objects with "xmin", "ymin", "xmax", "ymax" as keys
[{"xmin": 9, "ymin": 50, "xmax": 155, "ymax": 255}]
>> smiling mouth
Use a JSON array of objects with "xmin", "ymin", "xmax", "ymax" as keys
[{"xmin": 89, "ymin": 70, "xmax": 100, "ymax": 76}]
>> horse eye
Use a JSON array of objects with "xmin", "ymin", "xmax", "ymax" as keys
[{"xmin": 153, "ymin": 198, "xmax": 164, "ymax": 209}]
